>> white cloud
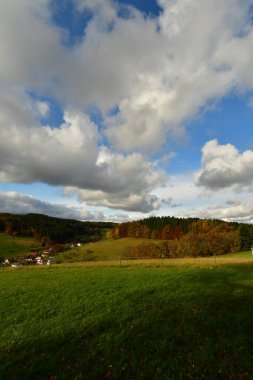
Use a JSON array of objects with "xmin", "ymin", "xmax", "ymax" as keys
[
  {"xmin": 76, "ymin": 0, "xmax": 117, "ymax": 19},
  {"xmin": 103, "ymin": 0, "xmax": 252, "ymax": 153},
  {"xmin": 2, "ymin": 0, "xmax": 253, "ymax": 133},
  {"xmin": 195, "ymin": 140, "xmax": 253, "ymax": 190},
  {"xmin": 153, "ymin": 173, "xmax": 201, "ymax": 208},
  {"xmin": 1, "ymin": 0, "xmax": 253, "ymax": 214},
  {"xmin": 36, "ymin": 101, "xmax": 50, "ymax": 117},
  {"xmin": 183, "ymin": 198, "xmax": 253, "ymax": 224},
  {"xmin": 3, "ymin": 0, "xmax": 253, "ymax": 153},
  {"xmin": 0, "ymin": 93, "xmax": 98, "ymax": 185},
  {"xmin": 148, "ymin": 170, "xmax": 253, "ymax": 223},
  {"xmin": 0, "ymin": 89, "xmax": 165, "ymax": 212},
  {"xmin": 159, "ymin": 152, "xmax": 177, "ymax": 164}
]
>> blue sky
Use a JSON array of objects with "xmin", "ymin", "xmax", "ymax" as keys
[{"xmin": 1, "ymin": 0, "xmax": 253, "ymax": 223}]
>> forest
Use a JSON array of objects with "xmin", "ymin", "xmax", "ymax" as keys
[
  {"xmin": 0, "ymin": 213, "xmax": 115, "ymax": 244},
  {"xmin": 109, "ymin": 216, "xmax": 253, "ymax": 258}
]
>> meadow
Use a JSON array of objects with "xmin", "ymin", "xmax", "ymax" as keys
[
  {"xmin": 1, "ymin": 258, "xmax": 253, "ymax": 379},
  {"xmin": 55, "ymin": 237, "xmax": 162, "ymax": 262},
  {"xmin": 0, "ymin": 233, "xmax": 41, "ymax": 259}
]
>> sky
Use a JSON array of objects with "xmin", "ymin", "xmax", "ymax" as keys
[{"xmin": 1, "ymin": 0, "xmax": 253, "ymax": 223}]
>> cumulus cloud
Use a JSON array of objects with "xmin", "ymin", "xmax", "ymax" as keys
[
  {"xmin": 1, "ymin": 0, "xmax": 253, "ymax": 213},
  {"xmin": 2, "ymin": 0, "xmax": 253, "ymax": 152},
  {"xmin": 0, "ymin": 92, "xmax": 98, "ymax": 185},
  {"xmin": 195, "ymin": 140, "xmax": 253, "ymax": 189},
  {"xmin": 0, "ymin": 89, "xmax": 165, "ymax": 212},
  {"xmin": 64, "ymin": 147, "xmax": 165, "ymax": 212},
  {"xmin": 74, "ymin": 189, "xmax": 160, "ymax": 212},
  {"xmin": 104, "ymin": 0, "xmax": 253, "ymax": 152}
]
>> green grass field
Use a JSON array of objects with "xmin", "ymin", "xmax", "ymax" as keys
[
  {"xmin": 0, "ymin": 233, "xmax": 41, "ymax": 259},
  {"xmin": 56, "ymin": 237, "xmax": 162, "ymax": 263},
  {"xmin": 224, "ymin": 250, "xmax": 253, "ymax": 258},
  {"xmin": 1, "ymin": 261, "xmax": 253, "ymax": 379}
]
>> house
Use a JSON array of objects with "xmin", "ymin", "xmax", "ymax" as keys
[{"xmin": 35, "ymin": 256, "xmax": 44, "ymax": 265}]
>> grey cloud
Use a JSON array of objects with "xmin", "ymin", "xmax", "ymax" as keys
[
  {"xmin": 65, "ymin": 187, "xmax": 161, "ymax": 213},
  {"xmin": 0, "ymin": 191, "xmax": 132, "ymax": 222},
  {"xmin": 0, "ymin": 191, "xmax": 99, "ymax": 220},
  {"xmin": 161, "ymin": 197, "xmax": 182, "ymax": 208},
  {"xmin": 0, "ymin": 0, "xmax": 64, "ymax": 91}
]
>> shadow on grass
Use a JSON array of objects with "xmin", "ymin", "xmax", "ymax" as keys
[{"xmin": 2, "ymin": 265, "xmax": 253, "ymax": 379}]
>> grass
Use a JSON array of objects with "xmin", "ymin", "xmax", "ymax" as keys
[
  {"xmin": 1, "ymin": 261, "xmax": 253, "ymax": 379},
  {"xmin": 56, "ymin": 238, "xmax": 161, "ymax": 263},
  {"xmin": 56, "ymin": 238, "xmax": 253, "ymax": 264},
  {"xmin": 0, "ymin": 233, "xmax": 41, "ymax": 259},
  {"xmin": 223, "ymin": 250, "xmax": 252, "ymax": 258}
]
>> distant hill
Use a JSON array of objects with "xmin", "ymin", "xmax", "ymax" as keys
[
  {"xmin": 0, "ymin": 213, "xmax": 115, "ymax": 244},
  {"xmin": 110, "ymin": 216, "xmax": 253, "ymax": 252}
]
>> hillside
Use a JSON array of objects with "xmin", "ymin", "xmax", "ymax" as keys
[
  {"xmin": 55, "ymin": 237, "xmax": 162, "ymax": 263},
  {"xmin": 1, "ymin": 212, "xmax": 253, "ymax": 263},
  {"xmin": 0, "ymin": 233, "xmax": 41, "ymax": 260},
  {"xmin": 0, "ymin": 213, "xmax": 115, "ymax": 244}
]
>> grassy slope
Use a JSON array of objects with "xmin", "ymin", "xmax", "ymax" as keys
[
  {"xmin": 0, "ymin": 233, "xmax": 40, "ymax": 259},
  {"xmin": 224, "ymin": 250, "xmax": 252, "ymax": 258},
  {"xmin": 1, "ymin": 262, "xmax": 253, "ymax": 379},
  {"xmin": 56, "ymin": 237, "xmax": 161, "ymax": 262}
]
